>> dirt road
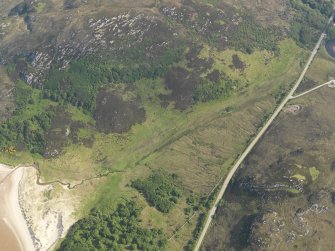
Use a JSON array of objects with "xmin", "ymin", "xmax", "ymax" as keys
[
  {"xmin": 194, "ymin": 14, "xmax": 333, "ymax": 251},
  {"xmin": 290, "ymin": 80, "xmax": 335, "ymax": 99}
]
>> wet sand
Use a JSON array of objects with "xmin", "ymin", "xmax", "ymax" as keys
[
  {"xmin": 0, "ymin": 165, "xmax": 34, "ymax": 251},
  {"xmin": 0, "ymin": 220, "xmax": 22, "ymax": 251}
]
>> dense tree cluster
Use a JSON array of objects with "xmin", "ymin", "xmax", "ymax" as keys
[
  {"xmin": 193, "ymin": 77, "xmax": 238, "ymax": 103},
  {"xmin": 274, "ymin": 85, "xmax": 289, "ymax": 104},
  {"xmin": 132, "ymin": 173, "xmax": 181, "ymax": 213},
  {"xmin": 326, "ymin": 24, "xmax": 335, "ymax": 41},
  {"xmin": 228, "ymin": 17, "xmax": 279, "ymax": 53},
  {"xmin": 0, "ymin": 111, "xmax": 53, "ymax": 154},
  {"xmin": 194, "ymin": 82, "xmax": 225, "ymax": 103},
  {"xmin": 58, "ymin": 201, "xmax": 167, "ymax": 251},
  {"xmin": 0, "ymin": 80, "xmax": 53, "ymax": 154},
  {"xmin": 15, "ymin": 80, "xmax": 34, "ymax": 108},
  {"xmin": 301, "ymin": 0, "xmax": 333, "ymax": 16},
  {"xmin": 290, "ymin": 0, "xmax": 331, "ymax": 48}
]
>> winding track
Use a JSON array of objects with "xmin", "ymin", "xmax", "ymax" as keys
[{"xmin": 194, "ymin": 14, "xmax": 334, "ymax": 251}]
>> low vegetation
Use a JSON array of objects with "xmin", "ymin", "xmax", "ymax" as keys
[
  {"xmin": 184, "ymin": 213, "xmax": 206, "ymax": 251},
  {"xmin": 202, "ymin": 82, "xmax": 335, "ymax": 250},
  {"xmin": 309, "ymin": 166, "xmax": 320, "ymax": 181}
]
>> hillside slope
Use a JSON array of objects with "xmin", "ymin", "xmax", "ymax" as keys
[{"xmin": 0, "ymin": 0, "xmax": 332, "ymax": 250}]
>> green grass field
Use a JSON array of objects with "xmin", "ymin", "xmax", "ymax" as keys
[{"xmin": 305, "ymin": 45, "xmax": 335, "ymax": 83}]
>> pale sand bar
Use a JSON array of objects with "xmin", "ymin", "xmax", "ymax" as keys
[{"xmin": 0, "ymin": 164, "xmax": 34, "ymax": 251}]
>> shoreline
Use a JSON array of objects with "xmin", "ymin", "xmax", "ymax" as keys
[
  {"xmin": 0, "ymin": 164, "xmax": 35, "ymax": 251},
  {"xmin": 0, "ymin": 163, "xmax": 79, "ymax": 251}
]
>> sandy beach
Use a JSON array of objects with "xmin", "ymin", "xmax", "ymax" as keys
[
  {"xmin": 0, "ymin": 163, "xmax": 79, "ymax": 251},
  {"xmin": 19, "ymin": 166, "xmax": 78, "ymax": 251},
  {"xmin": 0, "ymin": 164, "xmax": 34, "ymax": 251}
]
